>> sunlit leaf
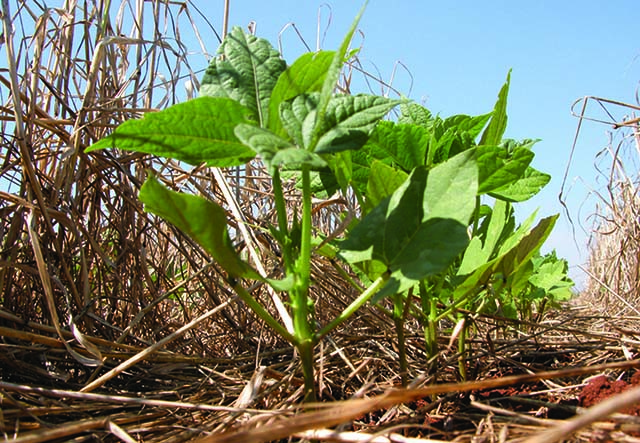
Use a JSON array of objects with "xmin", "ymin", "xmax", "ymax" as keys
[
  {"xmin": 477, "ymin": 145, "xmax": 534, "ymax": 194},
  {"xmin": 86, "ymin": 97, "xmax": 256, "ymax": 167},
  {"xmin": 366, "ymin": 160, "xmax": 408, "ymax": 209},
  {"xmin": 200, "ymin": 26, "xmax": 286, "ymax": 126},
  {"xmin": 489, "ymin": 167, "xmax": 551, "ymax": 202},
  {"xmin": 269, "ymin": 51, "xmax": 334, "ymax": 136},
  {"xmin": 315, "ymin": 94, "xmax": 400, "ymax": 154},
  {"xmin": 341, "ymin": 150, "xmax": 478, "ymax": 301},
  {"xmin": 480, "ymin": 70, "xmax": 510, "ymax": 146}
]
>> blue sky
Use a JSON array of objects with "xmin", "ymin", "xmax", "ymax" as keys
[{"xmin": 196, "ymin": 1, "xmax": 639, "ymax": 286}]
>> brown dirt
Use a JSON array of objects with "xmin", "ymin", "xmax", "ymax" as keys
[{"xmin": 579, "ymin": 372, "xmax": 640, "ymax": 415}]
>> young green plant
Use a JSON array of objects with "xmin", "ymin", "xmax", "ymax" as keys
[{"xmin": 86, "ymin": 5, "xmax": 452, "ymax": 401}]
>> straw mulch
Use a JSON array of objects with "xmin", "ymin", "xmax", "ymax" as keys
[
  {"xmin": 2, "ymin": 2, "xmax": 640, "ymax": 442},
  {"xmin": 574, "ymin": 96, "xmax": 640, "ymax": 317}
]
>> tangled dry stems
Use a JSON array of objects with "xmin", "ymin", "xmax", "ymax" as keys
[
  {"xmin": 1, "ymin": 1, "xmax": 640, "ymax": 442},
  {"xmin": 574, "ymin": 96, "xmax": 640, "ymax": 316}
]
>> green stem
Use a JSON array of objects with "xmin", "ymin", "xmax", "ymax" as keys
[
  {"xmin": 298, "ymin": 339, "xmax": 316, "ymax": 402},
  {"xmin": 291, "ymin": 164, "xmax": 315, "ymax": 401},
  {"xmin": 457, "ymin": 314, "xmax": 468, "ymax": 381},
  {"xmin": 297, "ymin": 165, "xmax": 313, "ymax": 289},
  {"xmin": 471, "ymin": 195, "xmax": 481, "ymax": 236},
  {"xmin": 315, "ymin": 273, "xmax": 388, "ymax": 341},
  {"xmin": 272, "ymin": 169, "xmax": 293, "ymax": 271},
  {"xmin": 229, "ymin": 278, "xmax": 295, "ymax": 344},
  {"xmin": 434, "ymin": 285, "xmax": 485, "ymax": 323},
  {"xmin": 329, "ymin": 259, "xmax": 364, "ymax": 292},
  {"xmin": 420, "ymin": 280, "xmax": 441, "ymax": 360},
  {"xmin": 392, "ymin": 293, "xmax": 408, "ymax": 386}
]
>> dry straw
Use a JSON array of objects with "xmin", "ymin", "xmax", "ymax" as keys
[{"xmin": 567, "ymin": 96, "xmax": 640, "ymax": 316}]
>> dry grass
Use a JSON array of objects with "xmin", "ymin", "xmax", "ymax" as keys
[
  {"xmin": 570, "ymin": 96, "xmax": 640, "ymax": 316},
  {"xmin": 2, "ymin": 1, "xmax": 640, "ymax": 442}
]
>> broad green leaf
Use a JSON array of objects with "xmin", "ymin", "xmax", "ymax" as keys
[
  {"xmin": 453, "ymin": 214, "xmax": 558, "ymax": 302},
  {"xmin": 268, "ymin": 51, "xmax": 335, "ymax": 136},
  {"xmin": 424, "ymin": 149, "xmax": 478, "ymax": 222},
  {"xmin": 426, "ymin": 119, "xmax": 479, "ymax": 166},
  {"xmin": 350, "ymin": 148, "xmax": 374, "ymax": 193},
  {"xmin": 366, "ymin": 160, "xmax": 408, "ymax": 209},
  {"xmin": 315, "ymin": 94, "xmax": 400, "ymax": 154},
  {"xmin": 234, "ymin": 124, "xmax": 326, "ymax": 173},
  {"xmin": 477, "ymin": 145, "xmax": 534, "ymax": 194},
  {"xmin": 443, "ymin": 113, "xmax": 492, "ymax": 140},
  {"xmin": 234, "ymin": 123, "xmax": 293, "ymax": 166},
  {"xmin": 326, "ymin": 151, "xmax": 353, "ymax": 192},
  {"xmin": 458, "ymin": 199, "xmax": 509, "ymax": 275},
  {"xmin": 309, "ymin": 2, "xmax": 367, "ymax": 151},
  {"xmin": 497, "ymin": 209, "xmax": 538, "ymax": 256},
  {"xmin": 480, "ymin": 70, "xmax": 511, "ymax": 146},
  {"xmin": 398, "ymin": 102, "xmax": 433, "ymax": 127},
  {"xmin": 341, "ymin": 150, "xmax": 478, "ymax": 300},
  {"xmin": 86, "ymin": 97, "xmax": 256, "ymax": 167},
  {"xmin": 528, "ymin": 253, "xmax": 574, "ymax": 301},
  {"xmin": 364, "ymin": 121, "xmax": 428, "ymax": 171},
  {"xmin": 529, "ymin": 260, "xmax": 569, "ymax": 291},
  {"xmin": 508, "ymin": 259, "xmax": 534, "ymax": 296},
  {"xmin": 489, "ymin": 167, "xmax": 551, "ymax": 202},
  {"xmin": 272, "ymin": 148, "xmax": 327, "ymax": 171},
  {"xmin": 279, "ymin": 93, "xmax": 319, "ymax": 149},
  {"xmin": 200, "ymin": 26, "xmax": 286, "ymax": 126},
  {"xmin": 266, "ymin": 274, "xmax": 295, "ymax": 292},
  {"xmin": 139, "ymin": 176, "xmax": 259, "ymax": 279},
  {"xmin": 497, "ymin": 215, "xmax": 558, "ymax": 277}
]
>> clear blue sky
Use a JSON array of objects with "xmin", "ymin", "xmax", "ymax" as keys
[{"xmin": 194, "ymin": 1, "xmax": 638, "ymax": 286}]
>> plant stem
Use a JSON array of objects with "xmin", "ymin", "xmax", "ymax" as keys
[
  {"xmin": 291, "ymin": 164, "xmax": 315, "ymax": 401},
  {"xmin": 315, "ymin": 273, "xmax": 388, "ymax": 341},
  {"xmin": 391, "ymin": 293, "xmax": 408, "ymax": 386},
  {"xmin": 272, "ymin": 169, "xmax": 293, "ymax": 271},
  {"xmin": 471, "ymin": 195, "xmax": 481, "ymax": 236},
  {"xmin": 229, "ymin": 278, "xmax": 295, "ymax": 344},
  {"xmin": 420, "ymin": 280, "xmax": 440, "ymax": 360},
  {"xmin": 457, "ymin": 313, "xmax": 468, "ymax": 381},
  {"xmin": 297, "ymin": 165, "xmax": 313, "ymax": 291},
  {"xmin": 298, "ymin": 338, "xmax": 316, "ymax": 402}
]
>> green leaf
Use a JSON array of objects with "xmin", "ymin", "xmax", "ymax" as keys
[
  {"xmin": 139, "ymin": 176, "xmax": 259, "ymax": 279},
  {"xmin": 268, "ymin": 51, "xmax": 335, "ymax": 136},
  {"xmin": 341, "ymin": 150, "xmax": 478, "ymax": 300},
  {"xmin": 279, "ymin": 93, "xmax": 319, "ymax": 149},
  {"xmin": 366, "ymin": 160, "xmax": 408, "ymax": 209},
  {"xmin": 444, "ymin": 113, "xmax": 492, "ymax": 140},
  {"xmin": 315, "ymin": 94, "xmax": 400, "ymax": 154},
  {"xmin": 498, "ymin": 215, "xmax": 558, "ymax": 277},
  {"xmin": 528, "ymin": 253, "xmax": 574, "ymax": 301},
  {"xmin": 326, "ymin": 151, "xmax": 353, "ymax": 192},
  {"xmin": 489, "ymin": 167, "xmax": 551, "ymax": 202},
  {"xmin": 458, "ymin": 199, "xmax": 509, "ymax": 275},
  {"xmin": 309, "ymin": 2, "xmax": 368, "ymax": 151},
  {"xmin": 266, "ymin": 274, "xmax": 295, "ymax": 292},
  {"xmin": 86, "ymin": 97, "xmax": 256, "ymax": 167},
  {"xmin": 426, "ymin": 117, "xmax": 481, "ymax": 166},
  {"xmin": 398, "ymin": 102, "xmax": 433, "ymax": 127},
  {"xmin": 272, "ymin": 148, "xmax": 328, "ymax": 171},
  {"xmin": 529, "ymin": 261, "xmax": 568, "ymax": 291},
  {"xmin": 234, "ymin": 124, "xmax": 326, "ymax": 173},
  {"xmin": 480, "ymin": 70, "xmax": 510, "ymax": 146},
  {"xmin": 508, "ymin": 259, "xmax": 535, "ymax": 296},
  {"xmin": 200, "ymin": 26, "xmax": 286, "ymax": 126},
  {"xmin": 453, "ymin": 214, "xmax": 558, "ymax": 301},
  {"xmin": 477, "ymin": 145, "xmax": 535, "ymax": 194},
  {"xmin": 365, "ymin": 121, "xmax": 428, "ymax": 171}
]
